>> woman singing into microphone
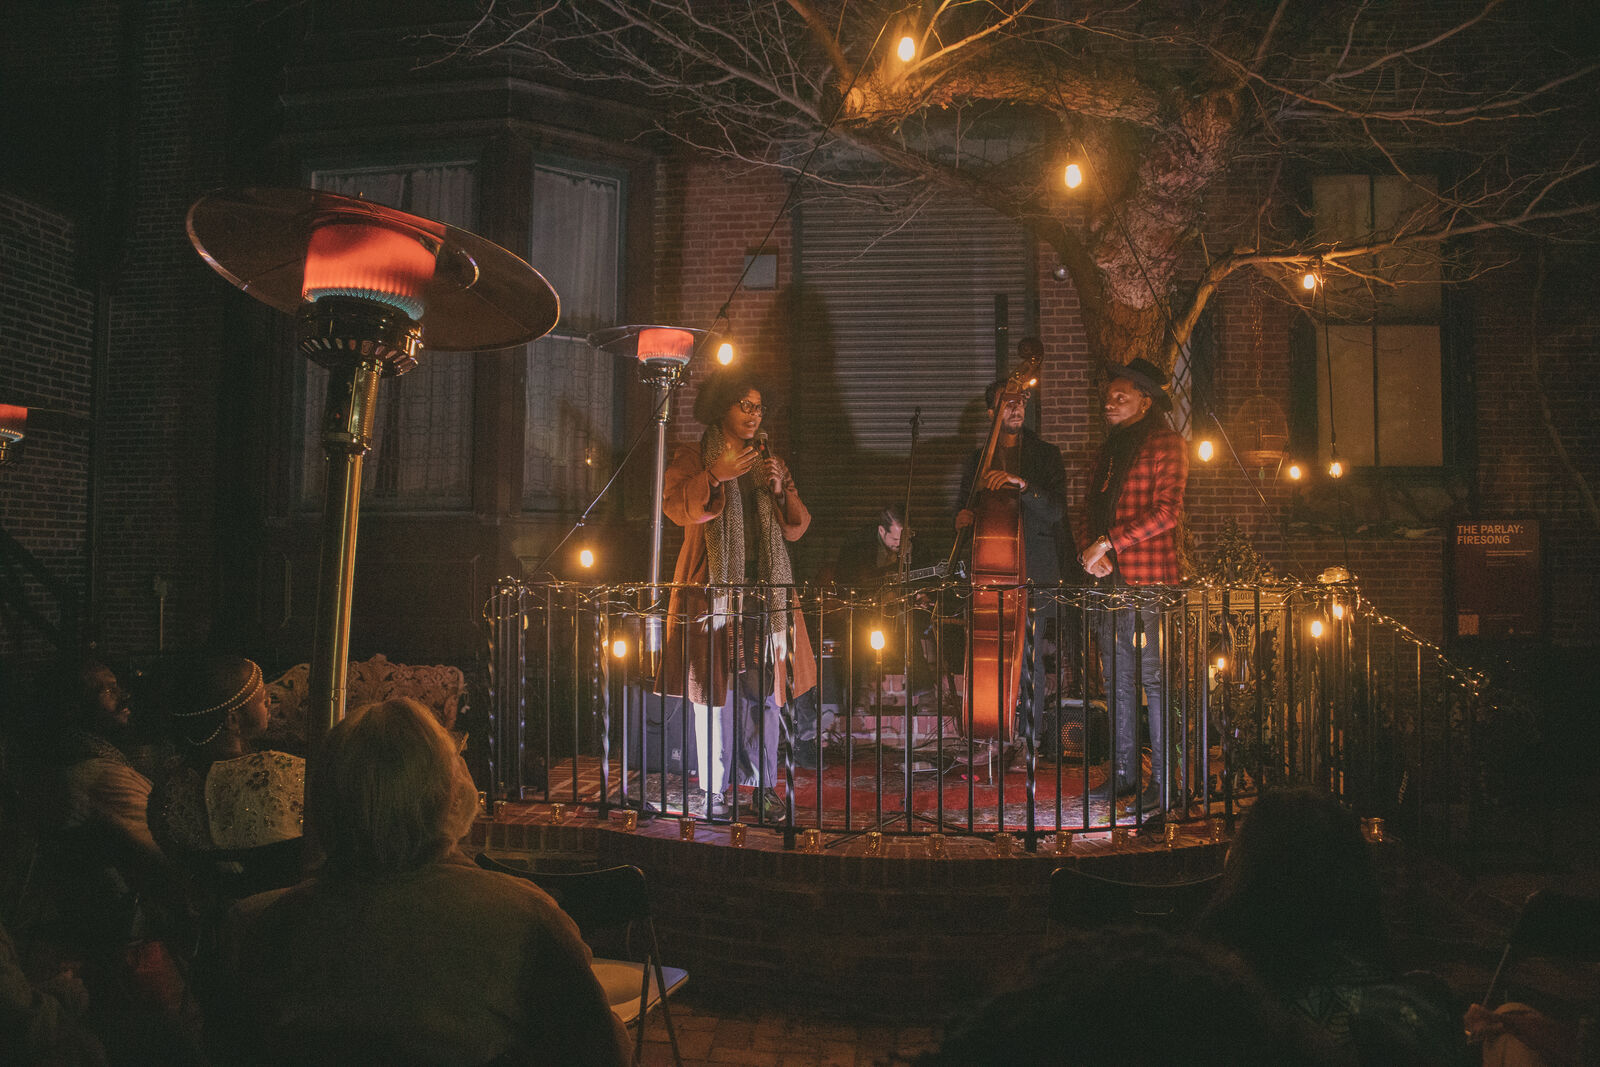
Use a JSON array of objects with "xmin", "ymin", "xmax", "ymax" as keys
[{"xmin": 653, "ymin": 368, "xmax": 817, "ymax": 823}]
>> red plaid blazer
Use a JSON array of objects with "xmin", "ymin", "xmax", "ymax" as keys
[{"xmin": 1081, "ymin": 426, "xmax": 1187, "ymax": 585}]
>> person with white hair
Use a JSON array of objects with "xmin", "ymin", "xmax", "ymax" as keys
[{"xmin": 210, "ymin": 699, "xmax": 628, "ymax": 1065}]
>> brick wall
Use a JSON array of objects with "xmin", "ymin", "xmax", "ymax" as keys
[
  {"xmin": 94, "ymin": 1, "xmax": 235, "ymax": 656},
  {"xmin": 2, "ymin": 0, "xmax": 241, "ymax": 667},
  {"xmin": 0, "ymin": 194, "xmax": 95, "ymax": 666},
  {"xmin": 1471, "ymin": 243, "xmax": 1600, "ymax": 644},
  {"xmin": 652, "ymin": 158, "xmax": 795, "ymax": 449}
]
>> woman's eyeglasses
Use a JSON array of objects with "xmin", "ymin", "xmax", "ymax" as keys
[{"xmin": 736, "ymin": 399, "xmax": 765, "ymax": 415}]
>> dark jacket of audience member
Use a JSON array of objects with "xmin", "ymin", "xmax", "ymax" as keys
[
  {"xmin": 37, "ymin": 661, "xmax": 169, "ymax": 953},
  {"xmin": 1196, "ymin": 787, "xmax": 1466, "ymax": 1066},
  {"xmin": 920, "ymin": 925, "xmax": 1337, "ymax": 1066},
  {"xmin": 0, "ymin": 919, "xmax": 106, "ymax": 1065},
  {"xmin": 209, "ymin": 698, "xmax": 627, "ymax": 1066}
]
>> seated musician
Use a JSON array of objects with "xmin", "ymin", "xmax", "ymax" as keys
[
  {"xmin": 833, "ymin": 504, "xmax": 939, "ymax": 714},
  {"xmin": 954, "ymin": 340, "xmax": 1072, "ymax": 756},
  {"xmin": 834, "ymin": 504, "xmax": 910, "ymax": 589}
]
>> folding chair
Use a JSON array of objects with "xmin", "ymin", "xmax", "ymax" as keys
[
  {"xmin": 1482, "ymin": 889, "xmax": 1600, "ymax": 1007},
  {"xmin": 476, "ymin": 853, "xmax": 687, "ymax": 1066},
  {"xmin": 1048, "ymin": 866, "xmax": 1222, "ymax": 934}
]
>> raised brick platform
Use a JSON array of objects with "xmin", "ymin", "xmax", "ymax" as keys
[{"xmin": 470, "ymin": 803, "xmax": 1232, "ymax": 1020}]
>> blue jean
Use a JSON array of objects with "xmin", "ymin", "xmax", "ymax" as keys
[
  {"xmin": 1093, "ymin": 597, "xmax": 1167, "ymax": 789},
  {"xmin": 694, "ymin": 627, "xmax": 792, "ymax": 796}
]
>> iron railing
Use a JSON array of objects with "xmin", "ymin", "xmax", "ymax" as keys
[{"xmin": 483, "ymin": 577, "xmax": 1487, "ymax": 849}]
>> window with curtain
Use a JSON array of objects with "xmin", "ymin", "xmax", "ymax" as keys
[
  {"xmin": 1309, "ymin": 174, "xmax": 1444, "ymax": 468},
  {"xmin": 299, "ymin": 163, "xmax": 478, "ymax": 510},
  {"xmin": 522, "ymin": 164, "xmax": 623, "ymax": 513}
]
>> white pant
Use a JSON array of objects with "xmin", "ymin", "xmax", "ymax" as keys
[{"xmin": 693, "ymin": 656, "xmax": 788, "ymax": 796}]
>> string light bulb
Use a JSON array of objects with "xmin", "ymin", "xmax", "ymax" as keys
[
  {"xmin": 870, "ymin": 628, "xmax": 886, "ymax": 652},
  {"xmin": 716, "ymin": 341, "xmax": 734, "ymax": 365},
  {"xmin": 578, "ymin": 548, "xmax": 595, "ymax": 569},
  {"xmin": 1332, "ymin": 601, "xmax": 1345, "ymax": 620},
  {"xmin": 1310, "ymin": 619, "xmax": 1324, "ymax": 638},
  {"xmin": 1301, "ymin": 271, "xmax": 1319, "ymax": 290},
  {"xmin": 1197, "ymin": 439, "xmax": 1215, "ymax": 462},
  {"xmin": 897, "ymin": 35, "xmax": 916, "ymax": 62},
  {"xmin": 612, "ymin": 639, "xmax": 627, "ymax": 659},
  {"xmin": 1064, "ymin": 163, "xmax": 1083, "ymax": 190},
  {"xmin": 1215, "ymin": 655, "xmax": 1227, "ymax": 672},
  {"xmin": 1287, "ymin": 462, "xmax": 1303, "ymax": 481},
  {"xmin": 1328, "ymin": 459, "xmax": 1345, "ymax": 478}
]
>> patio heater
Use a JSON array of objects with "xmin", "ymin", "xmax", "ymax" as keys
[
  {"xmin": 187, "ymin": 187, "xmax": 559, "ymax": 735},
  {"xmin": 587, "ymin": 325, "xmax": 706, "ymax": 675}
]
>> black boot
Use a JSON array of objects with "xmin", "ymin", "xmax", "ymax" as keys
[
  {"xmin": 1089, "ymin": 773, "xmax": 1137, "ymax": 803},
  {"xmin": 1134, "ymin": 780, "xmax": 1164, "ymax": 816}
]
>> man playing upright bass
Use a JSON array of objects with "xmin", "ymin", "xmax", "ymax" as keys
[{"xmin": 955, "ymin": 338, "xmax": 1071, "ymax": 761}]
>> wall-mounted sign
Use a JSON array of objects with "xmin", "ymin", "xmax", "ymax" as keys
[{"xmin": 1453, "ymin": 520, "xmax": 1541, "ymax": 638}]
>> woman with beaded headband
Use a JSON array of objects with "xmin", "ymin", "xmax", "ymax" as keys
[{"xmin": 151, "ymin": 656, "xmax": 305, "ymax": 856}]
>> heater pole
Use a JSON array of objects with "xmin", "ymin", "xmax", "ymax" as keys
[
  {"xmin": 642, "ymin": 364, "xmax": 682, "ymax": 677},
  {"xmin": 309, "ymin": 355, "xmax": 384, "ymax": 739}
]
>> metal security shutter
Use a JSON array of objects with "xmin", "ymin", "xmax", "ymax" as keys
[{"xmin": 792, "ymin": 194, "xmax": 1031, "ymax": 575}]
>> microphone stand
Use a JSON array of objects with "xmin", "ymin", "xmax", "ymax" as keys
[
  {"xmin": 828, "ymin": 407, "xmax": 942, "ymax": 846},
  {"xmin": 900, "ymin": 408, "xmax": 921, "ymax": 822}
]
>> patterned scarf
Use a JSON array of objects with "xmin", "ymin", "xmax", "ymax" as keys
[{"xmin": 701, "ymin": 425, "xmax": 794, "ymax": 635}]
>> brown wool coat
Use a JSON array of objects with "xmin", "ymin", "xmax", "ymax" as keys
[{"xmin": 654, "ymin": 443, "xmax": 818, "ymax": 707}]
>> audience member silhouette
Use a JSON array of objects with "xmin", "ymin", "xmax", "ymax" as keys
[
  {"xmin": 39, "ymin": 659, "xmax": 168, "ymax": 955},
  {"xmin": 1196, "ymin": 787, "xmax": 1466, "ymax": 1066},
  {"xmin": 0, "ymin": 917, "xmax": 105, "ymax": 1064},
  {"xmin": 24, "ymin": 657, "xmax": 196, "ymax": 1063},
  {"xmin": 919, "ymin": 925, "xmax": 1336, "ymax": 1065},
  {"xmin": 210, "ymin": 698, "xmax": 628, "ymax": 1065},
  {"xmin": 150, "ymin": 655, "xmax": 304, "ymax": 856}
]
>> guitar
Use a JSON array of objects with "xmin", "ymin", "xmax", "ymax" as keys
[{"xmin": 886, "ymin": 561, "xmax": 959, "ymax": 586}]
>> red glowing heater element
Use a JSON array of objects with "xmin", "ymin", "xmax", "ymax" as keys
[
  {"xmin": 0, "ymin": 404, "xmax": 26, "ymax": 443},
  {"xmin": 0, "ymin": 404, "xmax": 24, "ymax": 465},
  {"xmin": 302, "ymin": 221, "xmax": 439, "ymax": 320},
  {"xmin": 635, "ymin": 327, "xmax": 696, "ymax": 367}
]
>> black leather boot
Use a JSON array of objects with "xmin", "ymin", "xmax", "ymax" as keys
[
  {"xmin": 1134, "ymin": 780, "xmax": 1163, "ymax": 815},
  {"xmin": 1089, "ymin": 773, "xmax": 1137, "ymax": 803}
]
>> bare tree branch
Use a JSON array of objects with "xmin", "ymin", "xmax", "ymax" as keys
[{"xmin": 452, "ymin": 0, "xmax": 1600, "ymax": 374}]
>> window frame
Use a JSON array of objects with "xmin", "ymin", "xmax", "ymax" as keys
[
  {"xmin": 292, "ymin": 155, "xmax": 486, "ymax": 515},
  {"xmin": 1290, "ymin": 170, "xmax": 1474, "ymax": 481},
  {"xmin": 520, "ymin": 152, "xmax": 631, "ymax": 516}
]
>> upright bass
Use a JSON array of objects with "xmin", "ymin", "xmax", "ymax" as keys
[{"xmin": 953, "ymin": 353, "xmax": 1041, "ymax": 746}]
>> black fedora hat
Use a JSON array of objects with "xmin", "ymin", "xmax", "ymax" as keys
[{"xmin": 1104, "ymin": 357, "xmax": 1173, "ymax": 412}]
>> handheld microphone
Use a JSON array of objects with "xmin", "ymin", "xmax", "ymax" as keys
[{"xmin": 754, "ymin": 431, "xmax": 770, "ymax": 457}]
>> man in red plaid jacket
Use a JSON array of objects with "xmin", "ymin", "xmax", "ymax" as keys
[{"xmin": 1078, "ymin": 358, "xmax": 1188, "ymax": 821}]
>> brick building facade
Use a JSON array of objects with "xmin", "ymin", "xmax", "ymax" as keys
[{"xmin": 3, "ymin": 0, "xmax": 1596, "ymax": 689}]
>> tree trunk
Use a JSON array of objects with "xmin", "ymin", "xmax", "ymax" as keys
[{"xmin": 1079, "ymin": 291, "xmax": 1172, "ymax": 371}]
